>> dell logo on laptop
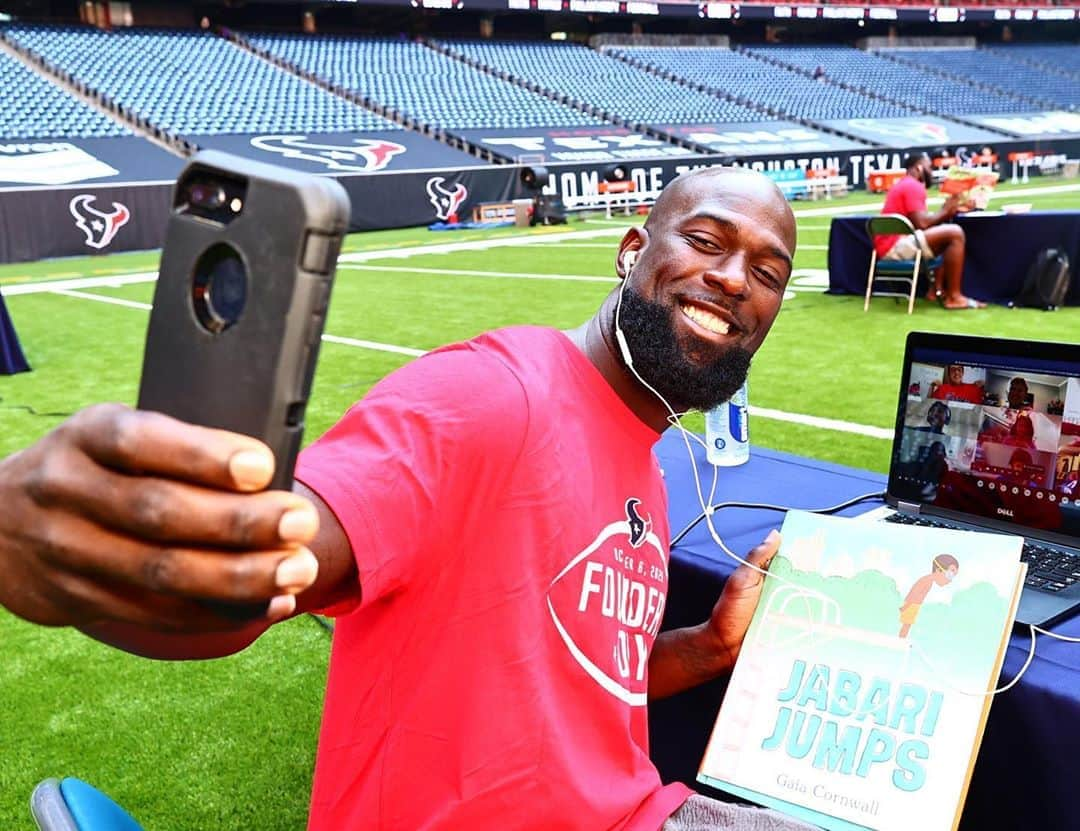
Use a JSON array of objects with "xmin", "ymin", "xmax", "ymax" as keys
[{"xmin": 996, "ymin": 507, "xmax": 1015, "ymax": 518}]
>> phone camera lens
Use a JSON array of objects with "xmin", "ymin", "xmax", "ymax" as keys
[
  {"xmin": 191, "ymin": 243, "xmax": 247, "ymax": 334},
  {"xmin": 189, "ymin": 183, "xmax": 226, "ymax": 210}
]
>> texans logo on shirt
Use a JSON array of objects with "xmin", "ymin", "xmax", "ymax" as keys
[
  {"xmin": 625, "ymin": 498, "xmax": 652, "ymax": 549},
  {"xmin": 547, "ymin": 498, "xmax": 668, "ymax": 706}
]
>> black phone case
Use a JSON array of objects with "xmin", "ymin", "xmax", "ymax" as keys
[{"xmin": 138, "ymin": 150, "xmax": 350, "ymax": 492}]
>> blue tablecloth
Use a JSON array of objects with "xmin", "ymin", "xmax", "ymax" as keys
[
  {"xmin": 827, "ymin": 211, "xmax": 1080, "ymax": 306},
  {"xmin": 1, "ymin": 291, "xmax": 30, "ymax": 374},
  {"xmin": 651, "ymin": 429, "xmax": 1080, "ymax": 830}
]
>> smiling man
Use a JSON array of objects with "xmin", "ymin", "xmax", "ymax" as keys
[{"xmin": 0, "ymin": 167, "xmax": 810, "ymax": 831}]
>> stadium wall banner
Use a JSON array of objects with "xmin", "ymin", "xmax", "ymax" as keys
[
  {"xmin": 535, "ymin": 151, "xmax": 856, "ymax": 208},
  {"xmin": 455, "ymin": 127, "xmax": 699, "ymax": 163},
  {"xmin": 819, "ymin": 117, "xmax": 1009, "ymax": 148},
  {"xmin": 0, "ymin": 181, "xmax": 172, "ymax": 264},
  {"xmin": 965, "ymin": 111, "xmax": 1080, "ymax": 141},
  {"xmin": 663, "ymin": 122, "xmax": 867, "ymax": 156},
  {"xmin": 189, "ymin": 130, "xmax": 490, "ymax": 175},
  {"xmin": 336, "ymin": 166, "xmax": 518, "ymax": 229},
  {"xmin": 0, "ymin": 136, "xmax": 183, "ymax": 187}
]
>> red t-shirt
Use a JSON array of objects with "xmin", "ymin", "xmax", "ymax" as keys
[
  {"xmin": 296, "ymin": 326, "xmax": 692, "ymax": 830},
  {"xmin": 930, "ymin": 382, "xmax": 983, "ymax": 404},
  {"xmin": 874, "ymin": 175, "xmax": 927, "ymax": 258}
]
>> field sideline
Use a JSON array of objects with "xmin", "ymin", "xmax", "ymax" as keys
[{"xmin": 0, "ymin": 181, "xmax": 1078, "ymax": 828}]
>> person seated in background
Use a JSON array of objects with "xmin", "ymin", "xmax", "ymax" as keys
[
  {"xmin": 914, "ymin": 400, "xmax": 952, "ymax": 434},
  {"xmin": 930, "ymin": 364, "xmax": 984, "ymax": 404},
  {"xmin": 874, "ymin": 153, "xmax": 985, "ymax": 311}
]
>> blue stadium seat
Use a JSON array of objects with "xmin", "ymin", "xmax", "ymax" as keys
[
  {"xmin": 0, "ymin": 47, "xmax": 127, "ymax": 139},
  {"xmin": 2, "ymin": 24, "xmax": 401, "ymax": 139},
  {"xmin": 244, "ymin": 32, "xmax": 603, "ymax": 131}
]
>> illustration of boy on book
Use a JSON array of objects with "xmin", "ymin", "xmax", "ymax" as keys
[{"xmin": 899, "ymin": 554, "xmax": 960, "ymax": 638}]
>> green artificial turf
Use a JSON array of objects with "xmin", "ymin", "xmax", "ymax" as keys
[{"xmin": 0, "ymin": 179, "xmax": 1078, "ymax": 828}]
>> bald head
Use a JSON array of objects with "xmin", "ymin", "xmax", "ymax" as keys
[{"xmin": 645, "ymin": 166, "xmax": 797, "ymax": 256}]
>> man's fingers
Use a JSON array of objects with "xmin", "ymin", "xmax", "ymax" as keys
[
  {"xmin": 728, "ymin": 529, "xmax": 781, "ymax": 590},
  {"xmin": 32, "ymin": 512, "xmax": 318, "ymax": 603},
  {"xmin": 29, "ymin": 441, "xmax": 317, "ymax": 549},
  {"xmin": 40, "ymin": 570, "xmax": 296, "ymax": 633},
  {"xmin": 68, "ymin": 403, "xmax": 276, "ymax": 492}
]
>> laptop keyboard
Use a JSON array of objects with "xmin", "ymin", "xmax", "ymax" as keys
[{"xmin": 883, "ymin": 513, "xmax": 1080, "ymax": 593}]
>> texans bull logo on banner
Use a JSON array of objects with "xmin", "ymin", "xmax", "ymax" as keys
[
  {"xmin": 69, "ymin": 194, "xmax": 131, "ymax": 250},
  {"xmin": 250, "ymin": 135, "xmax": 407, "ymax": 172},
  {"xmin": 547, "ymin": 498, "xmax": 667, "ymax": 706},
  {"xmin": 844, "ymin": 119, "xmax": 951, "ymax": 145},
  {"xmin": 425, "ymin": 176, "xmax": 468, "ymax": 221}
]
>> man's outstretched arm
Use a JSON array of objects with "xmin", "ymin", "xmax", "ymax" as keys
[{"xmin": 0, "ymin": 404, "xmax": 357, "ymax": 659}]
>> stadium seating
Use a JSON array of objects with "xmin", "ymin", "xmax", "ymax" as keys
[
  {"xmin": 244, "ymin": 33, "xmax": 605, "ymax": 131},
  {"xmin": 437, "ymin": 40, "xmax": 766, "ymax": 127},
  {"xmin": 608, "ymin": 45, "xmax": 917, "ymax": 121},
  {"xmin": 742, "ymin": 45, "xmax": 1039, "ymax": 115},
  {"xmin": 1, "ymin": 24, "xmax": 400, "ymax": 138},
  {"xmin": 0, "ymin": 48, "xmax": 127, "ymax": 139},
  {"xmin": 980, "ymin": 43, "xmax": 1080, "ymax": 107},
  {"xmin": 886, "ymin": 48, "xmax": 1079, "ymax": 111}
]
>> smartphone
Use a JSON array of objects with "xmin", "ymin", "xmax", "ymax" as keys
[{"xmin": 138, "ymin": 150, "xmax": 350, "ymax": 491}]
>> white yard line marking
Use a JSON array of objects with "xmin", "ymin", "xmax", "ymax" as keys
[
  {"xmin": 339, "ymin": 264, "xmax": 616, "ymax": 283},
  {"xmin": 750, "ymin": 406, "xmax": 893, "ymax": 440},
  {"xmin": 37, "ymin": 282, "xmax": 892, "ymax": 439},
  {"xmin": 321, "ymin": 334, "xmax": 425, "ymax": 357},
  {"xmin": 3, "ymin": 271, "xmax": 158, "ymax": 296},
  {"xmin": 52, "ymin": 289, "xmax": 151, "ymax": 310},
  {"xmin": 339, "ymin": 228, "xmax": 624, "ymax": 263},
  {"xmin": 529, "ymin": 242, "xmax": 622, "ymax": 248}
]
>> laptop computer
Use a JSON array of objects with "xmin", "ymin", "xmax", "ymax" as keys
[{"xmin": 859, "ymin": 331, "xmax": 1080, "ymax": 627}]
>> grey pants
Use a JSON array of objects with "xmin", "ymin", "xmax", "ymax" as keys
[{"xmin": 662, "ymin": 794, "xmax": 818, "ymax": 831}]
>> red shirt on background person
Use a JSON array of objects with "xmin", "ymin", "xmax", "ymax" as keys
[{"xmin": 874, "ymin": 174, "xmax": 929, "ymax": 259}]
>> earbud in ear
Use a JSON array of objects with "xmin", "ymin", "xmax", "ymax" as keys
[{"xmin": 622, "ymin": 251, "xmax": 638, "ymax": 273}]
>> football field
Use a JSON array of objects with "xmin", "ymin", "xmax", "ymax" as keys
[{"xmin": 0, "ymin": 181, "xmax": 1078, "ymax": 828}]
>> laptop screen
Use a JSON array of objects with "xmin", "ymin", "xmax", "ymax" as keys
[{"xmin": 889, "ymin": 332, "xmax": 1080, "ymax": 542}]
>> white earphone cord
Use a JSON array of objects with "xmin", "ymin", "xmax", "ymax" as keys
[{"xmin": 612, "ymin": 262, "xmax": 1073, "ymax": 699}]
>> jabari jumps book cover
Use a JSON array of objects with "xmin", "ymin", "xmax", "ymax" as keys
[{"xmin": 699, "ymin": 510, "xmax": 1024, "ymax": 831}]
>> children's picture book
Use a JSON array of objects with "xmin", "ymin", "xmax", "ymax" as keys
[{"xmin": 698, "ymin": 510, "xmax": 1025, "ymax": 831}]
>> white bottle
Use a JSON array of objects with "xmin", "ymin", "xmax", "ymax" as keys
[{"xmin": 705, "ymin": 381, "xmax": 750, "ymax": 467}]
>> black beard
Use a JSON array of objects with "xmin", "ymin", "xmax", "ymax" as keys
[{"xmin": 615, "ymin": 286, "xmax": 752, "ymax": 412}]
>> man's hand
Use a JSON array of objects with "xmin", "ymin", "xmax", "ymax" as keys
[
  {"xmin": 0, "ymin": 404, "xmax": 320, "ymax": 634},
  {"xmin": 648, "ymin": 530, "xmax": 780, "ymax": 700},
  {"xmin": 702, "ymin": 528, "xmax": 780, "ymax": 668},
  {"xmin": 941, "ymin": 194, "xmax": 963, "ymax": 219}
]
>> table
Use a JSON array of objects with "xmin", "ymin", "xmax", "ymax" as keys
[
  {"xmin": 1, "ymin": 291, "xmax": 30, "ymax": 374},
  {"xmin": 827, "ymin": 211, "xmax": 1080, "ymax": 306},
  {"xmin": 650, "ymin": 429, "xmax": 1080, "ymax": 830}
]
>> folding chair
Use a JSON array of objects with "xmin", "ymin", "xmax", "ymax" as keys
[
  {"xmin": 30, "ymin": 778, "xmax": 144, "ymax": 831},
  {"xmin": 863, "ymin": 214, "xmax": 943, "ymax": 314}
]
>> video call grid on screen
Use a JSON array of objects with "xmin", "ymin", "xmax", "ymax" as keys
[{"xmin": 893, "ymin": 346, "xmax": 1080, "ymax": 536}]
